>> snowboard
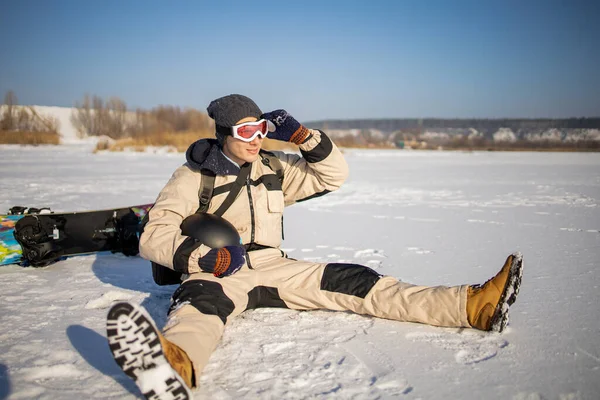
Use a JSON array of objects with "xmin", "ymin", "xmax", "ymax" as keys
[{"xmin": 0, "ymin": 204, "xmax": 153, "ymax": 267}]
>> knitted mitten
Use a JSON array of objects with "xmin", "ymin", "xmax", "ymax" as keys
[
  {"xmin": 198, "ymin": 246, "xmax": 246, "ymax": 277},
  {"xmin": 261, "ymin": 109, "xmax": 312, "ymax": 145}
]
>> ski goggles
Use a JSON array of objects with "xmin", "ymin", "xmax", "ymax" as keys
[{"xmin": 230, "ymin": 119, "xmax": 274, "ymax": 142}]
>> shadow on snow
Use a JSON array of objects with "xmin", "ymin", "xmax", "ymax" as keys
[
  {"xmin": 77, "ymin": 252, "xmax": 180, "ymax": 390},
  {"xmin": 0, "ymin": 364, "xmax": 10, "ymax": 400},
  {"xmin": 66, "ymin": 325, "xmax": 140, "ymax": 397}
]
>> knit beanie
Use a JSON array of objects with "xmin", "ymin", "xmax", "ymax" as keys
[{"xmin": 207, "ymin": 94, "xmax": 262, "ymax": 145}]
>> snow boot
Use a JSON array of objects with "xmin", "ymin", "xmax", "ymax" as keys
[
  {"xmin": 466, "ymin": 252, "xmax": 523, "ymax": 332},
  {"xmin": 106, "ymin": 301, "xmax": 194, "ymax": 400}
]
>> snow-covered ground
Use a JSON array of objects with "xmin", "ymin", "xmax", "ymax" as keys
[{"xmin": 0, "ymin": 145, "xmax": 599, "ymax": 400}]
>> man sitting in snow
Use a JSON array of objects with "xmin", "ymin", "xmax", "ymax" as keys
[{"xmin": 106, "ymin": 94, "xmax": 523, "ymax": 400}]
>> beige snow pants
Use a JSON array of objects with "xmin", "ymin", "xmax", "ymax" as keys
[{"xmin": 162, "ymin": 248, "xmax": 470, "ymax": 385}]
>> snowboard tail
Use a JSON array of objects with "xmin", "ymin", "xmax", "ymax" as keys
[{"xmin": 0, "ymin": 204, "xmax": 152, "ymax": 267}]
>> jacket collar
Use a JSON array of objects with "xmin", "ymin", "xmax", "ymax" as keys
[{"xmin": 185, "ymin": 139, "xmax": 240, "ymax": 176}]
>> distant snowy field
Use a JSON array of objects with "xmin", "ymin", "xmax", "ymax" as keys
[{"xmin": 1, "ymin": 144, "xmax": 599, "ymax": 400}]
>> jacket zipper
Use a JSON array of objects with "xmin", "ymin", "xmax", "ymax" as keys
[
  {"xmin": 245, "ymin": 175, "xmax": 255, "ymax": 269},
  {"xmin": 246, "ymin": 176, "xmax": 256, "ymax": 243}
]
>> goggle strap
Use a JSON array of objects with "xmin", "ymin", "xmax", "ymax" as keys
[{"xmin": 215, "ymin": 124, "xmax": 232, "ymax": 136}]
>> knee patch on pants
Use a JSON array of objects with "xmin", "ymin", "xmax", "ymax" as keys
[
  {"xmin": 246, "ymin": 286, "xmax": 288, "ymax": 310},
  {"xmin": 321, "ymin": 263, "xmax": 381, "ymax": 298},
  {"xmin": 169, "ymin": 280, "xmax": 235, "ymax": 324}
]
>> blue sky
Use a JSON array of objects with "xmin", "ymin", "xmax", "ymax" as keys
[{"xmin": 1, "ymin": 0, "xmax": 598, "ymax": 121}]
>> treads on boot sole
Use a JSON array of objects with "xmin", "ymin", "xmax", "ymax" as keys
[
  {"xmin": 490, "ymin": 253, "xmax": 523, "ymax": 332},
  {"xmin": 106, "ymin": 302, "xmax": 192, "ymax": 400}
]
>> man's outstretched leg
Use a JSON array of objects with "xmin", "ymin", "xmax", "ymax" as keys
[
  {"xmin": 466, "ymin": 251, "xmax": 523, "ymax": 332},
  {"xmin": 254, "ymin": 251, "xmax": 523, "ymax": 332},
  {"xmin": 106, "ymin": 302, "xmax": 193, "ymax": 400}
]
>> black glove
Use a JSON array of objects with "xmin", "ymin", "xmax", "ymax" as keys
[
  {"xmin": 261, "ymin": 109, "xmax": 312, "ymax": 145},
  {"xmin": 198, "ymin": 246, "xmax": 246, "ymax": 277}
]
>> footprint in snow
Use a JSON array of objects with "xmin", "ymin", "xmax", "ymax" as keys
[
  {"xmin": 558, "ymin": 227, "xmax": 600, "ymax": 233},
  {"xmin": 282, "ymin": 246, "xmax": 386, "ymax": 269},
  {"xmin": 406, "ymin": 247, "xmax": 433, "ymax": 255},
  {"xmin": 354, "ymin": 249, "xmax": 386, "ymax": 258},
  {"xmin": 409, "ymin": 217, "xmax": 441, "ymax": 223},
  {"xmin": 84, "ymin": 290, "xmax": 134, "ymax": 309},
  {"xmin": 467, "ymin": 219, "xmax": 504, "ymax": 225},
  {"xmin": 405, "ymin": 330, "xmax": 508, "ymax": 364},
  {"xmin": 565, "ymin": 227, "xmax": 582, "ymax": 232},
  {"xmin": 261, "ymin": 341, "xmax": 296, "ymax": 355},
  {"xmin": 365, "ymin": 260, "xmax": 383, "ymax": 269},
  {"xmin": 20, "ymin": 363, "xmax": 92, "ymax": 382}
]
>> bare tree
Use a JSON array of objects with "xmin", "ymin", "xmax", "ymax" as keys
[
  {"xmin": 106, "ymin": 97, "xmax": 128, "ymax": 138},
  {"xmin": 27, "ymin": 106, "xmax": 59, "ymax": 133},
  {"xmin": 71, "ymin": 94, "xmax": 131, "ymax": 139},
  {"xmin": 71, "ymin": 94, "xmax": 95, "ymax": 138},
  {"xmin": 1, "ymin": 90, "xmax": 18, "ymax": 130}
]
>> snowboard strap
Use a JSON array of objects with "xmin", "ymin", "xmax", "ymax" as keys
[
  {"xmin": 13, "ymin": 215, "xmax": 64, "ymax": 267},
  {"xmin": 114, "ymin": 210, "xmax": 142, "ymax": 257}
]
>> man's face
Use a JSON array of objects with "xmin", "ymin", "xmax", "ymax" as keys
[{"xmin": 222, "ymin": 116, "xmax": 264, "ymax": 165}]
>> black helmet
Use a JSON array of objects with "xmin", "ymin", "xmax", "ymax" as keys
[
  {"xmin": 180, "ymin": 213, "xmax": 241, "ymax": 248},
  {"xmin": 151, "ymin": 213, "xmax": 241, "ymax": 286}
]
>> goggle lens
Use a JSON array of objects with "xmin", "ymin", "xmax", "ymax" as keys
[
  {"xmin": 236, "ymin": 120, "xmax": 267, "ymax": 139},
  {"xmin": 232, "ymin": 120, "xmax": 269, "ymax": 142}
]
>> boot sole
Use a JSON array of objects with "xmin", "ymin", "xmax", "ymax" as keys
[
  {"xmin": 489, "ymin": 252, "xmax": 524, "ymax": 333},
  {"xmin": 106, "ymin": 302, "xmax": 192, "ymax": 400}
]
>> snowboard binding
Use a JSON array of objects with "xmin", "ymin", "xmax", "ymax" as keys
[
  {"xmin": 110, "ymin": 210, "xmax": 141, "ymax": 257},
  {"xmin": 13, "ymin": 215, "xmax": 64, "ymax": 267}
]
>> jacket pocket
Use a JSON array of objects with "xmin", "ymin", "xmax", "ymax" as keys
[{"xmin": 267, "ymin": 190, "xmax": 284, "ymax": 213}]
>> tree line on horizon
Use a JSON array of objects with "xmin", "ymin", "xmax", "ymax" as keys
[
  {"xmin": 306, "ymin": 117, "xmax": 600, "ymax": 134},
  {"xmin": 2, "ymin": 89, "xmax": 599, "ymax": 151}
]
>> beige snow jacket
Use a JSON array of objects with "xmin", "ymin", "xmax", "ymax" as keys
[{"xmin": 140, "ymin": 130, "xmax": 348, "ymax": 274}]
